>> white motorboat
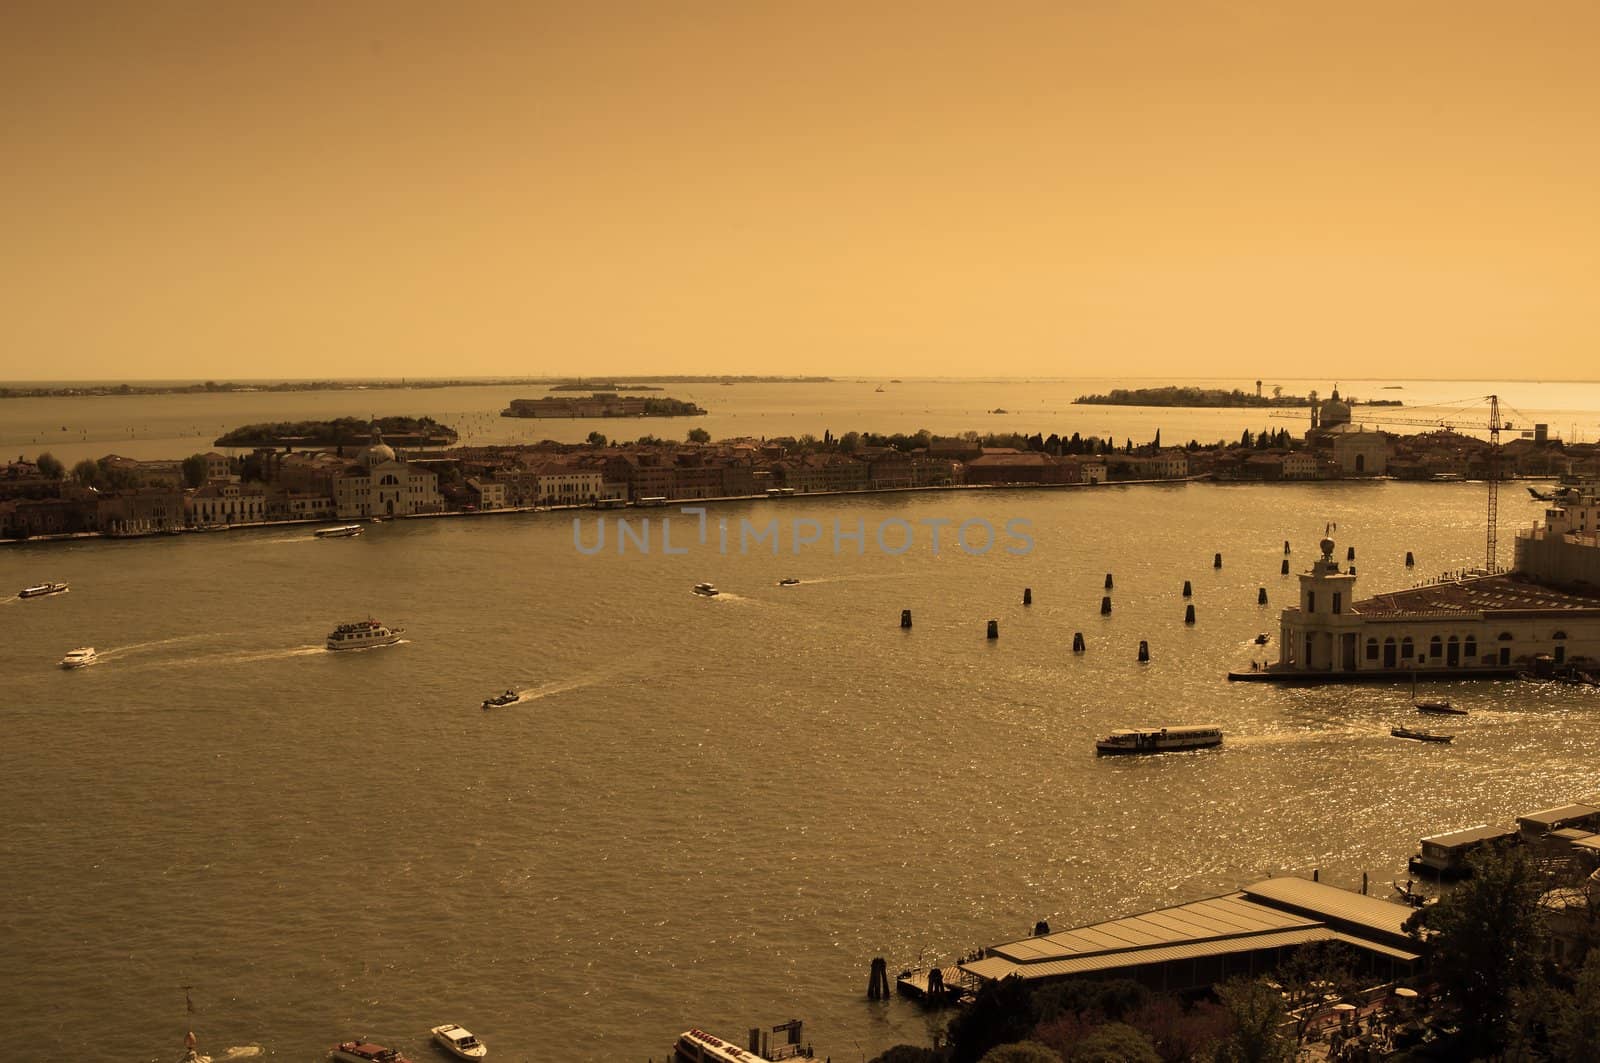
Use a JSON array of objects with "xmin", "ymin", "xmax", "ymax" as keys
[
  {"xmin": 60, "ymin": 647, "xmax": 98, "ymax": 669},
  {"xmin": 482, "ymin": 689, "xmax": 520, "ymax": 709},
  {"xmin": 777, "ymin": 578, "xmax": 801, "ymax": 586},
  {"xmin": 20, "ymin": 581, "xmax": 69, "ymax": 598},
  {"xmin": 315, "ymin": 524, "xmax": 363, "ymax": 539},
  {"xmin": 693, "ymin": 583, "xmax": 719, "ymax": 597},
  {"xmin": 1095, "ymin": 725, "xmax": 1223, "ymax": 755},
  {"xmin": 325, "ymin": 619, "xmax": 403, "ymax": 651},
  {"xmin": 431, "ymin": 1024, "xmax": 487, "ymax": 1060}
]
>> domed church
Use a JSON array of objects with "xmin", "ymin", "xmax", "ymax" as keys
[{"xmin": 333, "ymin": 424, "xmax": 442, "ymax": 518}]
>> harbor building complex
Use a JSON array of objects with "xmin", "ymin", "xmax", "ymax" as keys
[{"xmin": 1254, "ymin": 490, "xmax": 1600, "ymax": 679}]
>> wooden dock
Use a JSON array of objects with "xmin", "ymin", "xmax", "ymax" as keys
[{"xmin": 896, "ymin": 965, "xmax": 978, "ymax": 1004}]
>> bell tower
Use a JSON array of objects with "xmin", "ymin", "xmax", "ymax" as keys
[{"xmin": 1285, "ymin": 535, "xmax": 1362, "ymax": 671}]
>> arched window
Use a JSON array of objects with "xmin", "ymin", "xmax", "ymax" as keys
[
  {"xmin": 380, "ymin": 474, "xmax": 399, "ymax": 486},
  {"xmin": 1401, "ymin": 637, "xmax": 1414, "ymax": 659},
  {"xmin": 1429, "ymin": 636, "xmax": 1443, "ymax": 658},
  {"xmin": 1553, "ymin": 631, "xmax": 1568, "ymax": 640},
  {"xmin": 1366, "ymin": 638, "xmax": 1379, "ymax": 661},
  {"xmin": 1498, "ymin": 632, "xmax": 1514, "ymax": 641},
  {"xmin": 1465, "ymin": 636, "xmax": 1477, "ymax": 658},
  {"xmin": 1355, "ymin": 454, "xmax": 1366, "ymax": 473}
]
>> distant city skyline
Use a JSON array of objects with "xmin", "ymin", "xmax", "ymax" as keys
[{"xmin": 6, "ymin": 2, "xmax": 1600, "ymax": 381}]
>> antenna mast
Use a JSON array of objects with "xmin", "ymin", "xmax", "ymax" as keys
[{"xmin": 1486, "ymin": 394, "xmax": 1500, "ymax": 572}]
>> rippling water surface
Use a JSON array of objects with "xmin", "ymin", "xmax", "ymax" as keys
[{"xmin": 3, "ymin": 481, "xmax": 1598, "ymax": 1061}]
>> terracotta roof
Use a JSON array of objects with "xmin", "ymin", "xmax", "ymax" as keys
[{"xmin": 1355, "ymin": 574, "xmax": 1600, "ymax": 617}]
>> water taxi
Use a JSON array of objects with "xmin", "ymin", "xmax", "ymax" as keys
[
  {"xmin": 1095, "ymin": 725, "xmax": 1222, "ymax": 755},
  {"xmin": 1392, "ymin": 726, "xmax": 1452, "ymax": 743},
  {"xmin": 60, "ymin": 647, "xmax": 97, "ymax": 669},
  {"xmin": 330, "ymin": 1041, "xmax": 415, "ymax": 1063},
  {"xmin": 693, "ymin": 583, "xmax": 719, "ymax": 597},
  {"xmin": 19, "ymin": 581, "xmax": 69, "ymax": 598},
  {"xmin": 482, "ymin": 689, "xmax": 519, "ymax": 709},
  {"xmin": 315, "ymin": 524, "xmax": 363, "ymax": 539},
  {"xmin": 671, "ymin": 1020, "xmax": 811, "ymax": 1062},
  {"xmin": 430, "ymin": 1024, "xmax": 487, "ymax": 1060},
  {"xmin": 325, "ymin": 619, "xmax": 403, "ymax": 651}
]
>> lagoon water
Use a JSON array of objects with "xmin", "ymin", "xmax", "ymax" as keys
[
  {"xmin": 4, "ymin": 380, "xmax": 1600, "ymax": 1062},
  {"xmin": 6, "ymin": 480, "xmax": 1600, "ymax": 1062}
]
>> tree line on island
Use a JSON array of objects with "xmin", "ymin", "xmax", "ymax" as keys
[
  {"xmin": 1074, "ymin": 386, "xmax": 1401, "ymax": 409},
  {"xmin": 212, "ymin": 415, "xmax": 457, "ymax": 448},
  {"xmin": 871, "ymin": 847, "xmax": 1600, "ymax": 1063}
]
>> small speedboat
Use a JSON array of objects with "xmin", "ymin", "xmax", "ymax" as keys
[
  {"xmin": 1415, "ymin": 700, "xmax": 1467, "ymax": 716},
  {"xmin": 777, "ymin": 578, "xmax": 801, "ymax": 586},
  {"xmin": 19, "ymin": 581, "xmax": 69, "ymax": 598},
  {"xmin": 60, "ymin": 647, "xmax": 97, "ymax": 669},
  {"xmin": 693, "ymin": 583, "xmax": 719, "ymax": 597},
  {"xmin": 1392, "ymin": 726, "xmax": 1452, "ymax": 743},
  {"xmin": 315, "ymin": 524, "xmax": 363, "ymax": 539},
  {"xmin": 430, "ymin": 1024, "xmax": 487, "ymax": 1060},
  {"xmin": 482, "ymin": 689, "xmax": 519, "ymax": 709},
  {"xmin": 330, "ymin": 1041, "xmax": 414, "ymax": 1063}
]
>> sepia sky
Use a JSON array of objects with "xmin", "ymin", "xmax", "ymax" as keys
[{"xmin": 5, "ymin": 1, "xmax": 1600, "ymax": 381}]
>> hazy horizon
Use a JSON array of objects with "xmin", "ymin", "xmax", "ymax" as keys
[{"xmin": 7, "ymin": 2, "xmax": 1600, "ymax": 381}]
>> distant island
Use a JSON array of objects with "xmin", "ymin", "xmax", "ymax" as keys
[
  {"xmin": 548, "ymin": 382, "xmax": 664, "ymax": 391},
  {"xmin": 1074, "ymin": 386, "xmax": 1401, "ymax": 408},
  {"xmin": 502, "ymin": 393, "xmax": 707, "ymax": 419},
  {"xmin": 0, "ymin": 374, "xmax": 829, "ymax": 400},
  {"xmin": 214, "ymin": 416, "xmax": 458, "ymax": 448},
  {"xmin": 0, "ymin": 379, "xmax": 545, "ymax": 399},
  {"xmin": 545, "ymin": 375, "xmax": 830, "ymax": 384}
]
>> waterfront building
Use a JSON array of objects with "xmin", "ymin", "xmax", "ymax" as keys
[
  {"xmin": 529, "ymin": 462, "xmax": 604, "ymax": 506},
  {"xmin": 1517, "ymin": 804, "xmax": 1600, "ymax": 842},
  {"xmin": 962, "ymin": 449, "xmax": 1073, "ymax": 485},
  {"xmin": 957, "ymin": 877, "xmax": 1419, "ymax": 994},
  {"xmin": 271, "ymin": 490, "xmax": 336, "ymax": 521},
  {"xmin": 1260, "ymin": 505, "xmax": 1600, "ymax": 677},
  {"xmin": 464, "ymin": 477, "xmax": 508, "ymax": 510},
  {"xmin": 1326, "ymin": 424, "xmax": 1391, "ymax": 476},
  {"xmin": 202, "ymin": 451, "xmax": 232, "ymax": 482},
  {"xmin": 186, "ymin": 481, "xmax": 267, "ymax": 526},
  {"xmin": 332, "ymin": 428, "xmax": 442, "ymax": 519}
]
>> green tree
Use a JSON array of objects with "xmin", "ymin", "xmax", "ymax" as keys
[
  {"xmin": 1273, "ymin": 941, "xmax": 1360, "ymax": 1045},
  {"xmin": 586, "ymin": 431, "xmax": 607, "ymax": 446},
  {"xmin": 978, "ymin": 1041, "xmax": 1062, "ymax": 1063},
  {"xmin": 181, "ymin": 454, "xmax": 208, "ymax": 488},
  {"xmin": 868, "ymin": 1048, "xmax": 942, "ymax": 1063},
  {"xmin": 71, "ymin": 459, "xmax": 100, "ymax": 487},
  {"xmin": 1408, "ymin": 846, "xmax": 1548, "ymax": 1058},
  {"xmin": 36, "ymin": 452, "xmax": 64, "ymax": 479},
  {"xmin": 686, "ymin": 427, "xmax": 711, "ymax": 444},
  {"xmin": 1211, "ymin": 978, "xmax": 1292, "ymax": 1063},
  {"xmin": 1070, "ymin": 1023, "xmax": 1159, "ymax": 1063},
  {"xmin": 947, "ymin": 975, "xmax": 1038, "ymax": 1063},
  {"xmin": 1554, "ymin": 949, "xmax": 1600, "ymax": 1061}
]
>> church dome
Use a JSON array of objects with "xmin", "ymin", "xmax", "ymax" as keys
[
  {"xmin": 359, "ymin": 426, "xmax": 397, "ymax": 467},
  {"xmin": 1321, "ymin": 388, "xmax": 1351, "ymax": 427}
]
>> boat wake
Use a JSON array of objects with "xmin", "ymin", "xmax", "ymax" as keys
[
  {"xmin": 98, "ymin": 632, "xmax": 226, "ymax": 660},
  {"xmin": 1226, "ymin": 728, "xmax": 1366, "ymax": 748},
  {"xmin": 110, "ymin": 643, "xmax": 327, "ymax": 673},
  {"xmin": 517, "ymin": 676, "xmax": 602, "ymax": 702},
  {"xmin": 217, "ymin": 1048, "xmax": 263, "ymax": 1060}
]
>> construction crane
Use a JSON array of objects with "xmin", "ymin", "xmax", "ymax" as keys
[{"xmin": 1279, "ymin": 393, "xmax": 1514, "ymax": 572}]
